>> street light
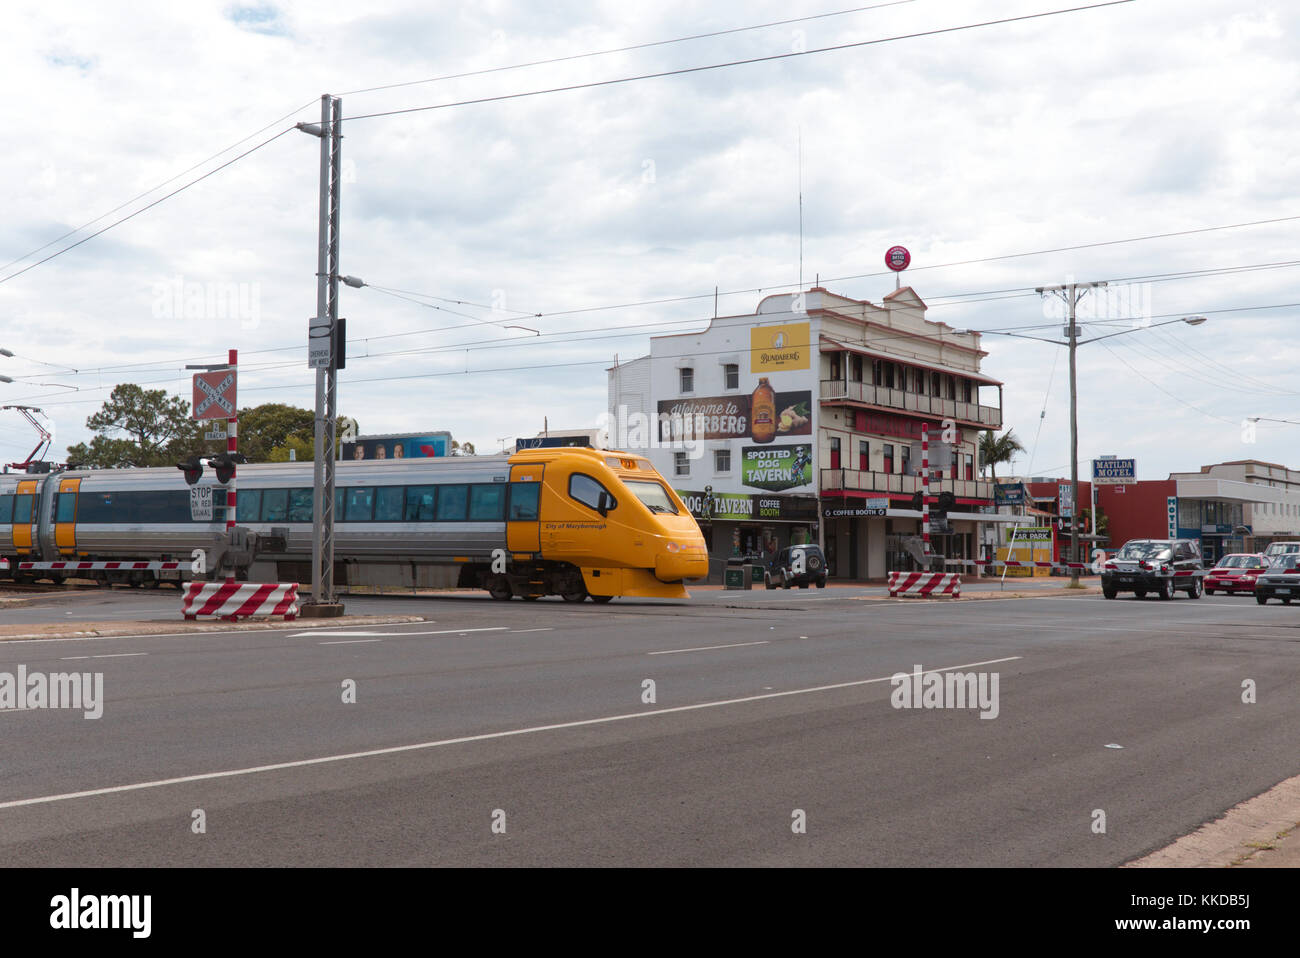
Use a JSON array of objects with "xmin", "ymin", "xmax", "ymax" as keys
[{"xmin": 978, "ymin": 306, "xmax": 1208, "ymax": 585}]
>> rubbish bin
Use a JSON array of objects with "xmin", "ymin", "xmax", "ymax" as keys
[{"xmin": 724, "ymin": 567, "xmax": 747, "ymax": 590}]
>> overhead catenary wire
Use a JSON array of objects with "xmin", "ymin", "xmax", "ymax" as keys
[
  {"xmin": 340, "ymin": 1, "xmax": 917, "ymax": 97},
  {"xmin": 342, "ymin": 2, "xmax": 1138, "ymax": 122}
]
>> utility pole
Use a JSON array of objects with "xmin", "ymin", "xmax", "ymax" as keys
[
  {"xmin": 297, "ymin": 95, "xmax": 344, "ymax": 616},
  {"xmin": 1037, "ymin": 281, "xmax": 1106, "ymax": 587}
]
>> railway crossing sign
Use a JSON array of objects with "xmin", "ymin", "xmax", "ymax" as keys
[{"xmin": 192, "ymin": 370, "xmax": 237, "ymax": 421}]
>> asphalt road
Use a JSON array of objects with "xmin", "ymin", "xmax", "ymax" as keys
[{"xmin": 0, "ymin": 589, "xmax": 1296, "ymax": 866}]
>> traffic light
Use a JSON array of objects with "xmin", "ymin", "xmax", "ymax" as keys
[
  {"xmin": 211, "ymin": 453, "xmax": 236, "ymax": 484},
  {"xmin": 177, "ymin": 457, "xmax": 203, "ymax": 485},
  {"xmin": 910, "ymin": 491, "xmax": 923, "ymax": 512},
  {"xmin": 936, "ymin": 491, "xmax": 956, "ymax": 515}
]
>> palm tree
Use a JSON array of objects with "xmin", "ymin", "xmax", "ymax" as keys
[{"xmin": 979, "ymin": 429, "xmax": 1026, "ymax": 486}]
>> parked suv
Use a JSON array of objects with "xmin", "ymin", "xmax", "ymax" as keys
[
  {"xmin": 1101, "ymin": 538, "xmax": 1204, "ymax": 600},
  {"xmin": 765, "ymin": 544, "xmax": 828, "ymax": 589}
]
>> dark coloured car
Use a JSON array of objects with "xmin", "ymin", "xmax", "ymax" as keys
[
  {"xmin": 765, "ymin": 544, "xmax": 828, "ymax": 589},
  {"xmin": 1204, "ymin": 553, "xmax": 1268, "ymax": 595},
  {"xmin": 1255, "ymin": 554, "xmax": 1300, "ymax": 605},
  {"xmin": 1101, "ymin": 538, "xmax": 1203, "ymax": 600}
]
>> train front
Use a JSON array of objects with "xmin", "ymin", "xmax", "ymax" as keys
[{"xmin": 589, "ymin": 453, "xmax": 708, "ymax": 598}]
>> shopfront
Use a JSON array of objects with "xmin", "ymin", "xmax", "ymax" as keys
[{"xmin": 675, "ymin": 489, "xmax": 819, "ymax": 582}]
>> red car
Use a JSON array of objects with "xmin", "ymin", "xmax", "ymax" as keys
[{"xmin": 1204, "ymin": 553, "xmax": 1268, "ymax": 595}]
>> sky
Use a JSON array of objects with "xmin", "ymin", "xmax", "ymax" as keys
[{"xmin": 1, "ymin": 0, "xmax": 1296, "ymax": 480}]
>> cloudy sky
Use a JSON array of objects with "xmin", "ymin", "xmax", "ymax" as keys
[{"xmin": 2, "ymin": 0, "xmax": 1296, "ymax": 479}]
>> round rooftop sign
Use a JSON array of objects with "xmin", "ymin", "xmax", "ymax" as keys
[{"xmin": 885, "ymin": 246, "xmax": 911, "ymax": 272}]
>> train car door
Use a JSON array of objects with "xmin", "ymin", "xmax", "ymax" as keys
[
  {"xmin": 12, "ymin": 480, "xmax": 37, "ymax": 555},
  {"xmin": 507, "ymin": 463, "xmax": 543, "ymax": 554},
  {"xmin": 54, "ymin": 477, "xmax": 80, "ymax": 555}
]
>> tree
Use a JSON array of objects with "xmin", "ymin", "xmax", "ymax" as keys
[
  {"xmin": 237, "ymin": 403, "xmax": 315, "ymax": 463},
  {"xmin": 66, "ymin": 384, "xmax": 207, "ymax": 468},
  {"xmin": 978, "ymin": 429, "xmax": 1026, "ymax": 486}
]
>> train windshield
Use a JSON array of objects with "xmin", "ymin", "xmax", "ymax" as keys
[{"xmin": 624, "ymin": 480, "xmax": 679, "ymax": 515}]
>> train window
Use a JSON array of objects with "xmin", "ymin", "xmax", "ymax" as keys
[
  {"xmin": 569, "ymin": 474, "xmax": 614, "ymax": 512},
  {"xmin": 404, "ymin": 486, "xmax": 437, "ymax": 521},
  {"xmin": 508, "ymin": 482, "xmax": 540, "ymax": 520},
  {"xmin": 436, "ymin": 485, "xmax": 468, "ymax": 521},
  {"xmin": 469, "ymin": 484, "xmax": 505, "ymax": 521},
  {"xmin": 0, "ymin": 495, "xmax": 12, "ymax": 523},
  {"xmin": 239, "ymin": 489, "xmax": 263, "ymax": 522},
  {"xmin": 336, "ymin": 487, "xmax": 345, "ymax": 518},
  {"xmin": 284, "ymin": 489, "xmax": 311, "ymax": 523},
  {"xmin": 345, "ymin": 487, "xmax": 375, "ymax": 521},
  {"xmin": 55, "ymin": 493, "xmax": 77, "ymax": 523},
  {"xmin": 263, "ymin": 489, "xmax": 289, "ymax": 522},
  {"xmin": 375, "ymin": 486, "xmax": 404, "ymax": 522},
  {"xmin": 624, "ymin": 480, "xmax": 679, "ymax": 515},
  {"xmin": 14, "ymin": 495, "xmax": 34, "ymax": 524}
]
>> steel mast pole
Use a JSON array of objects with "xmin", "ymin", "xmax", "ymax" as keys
[
  {"xmin": 303, "ymin": 94, "xmax": 343, "ymax": 614},
  {"xmin": 1068, "ymin": 284, "xmax": 1080, "ymax": 586}
]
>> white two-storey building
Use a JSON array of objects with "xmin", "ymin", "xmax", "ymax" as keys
[{"xmin": 607, "ymin": 287, "xmax": 1007, "ymax": 581}]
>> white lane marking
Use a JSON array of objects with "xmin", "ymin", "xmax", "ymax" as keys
[
  {"xmin": 319, "ymin": 639, "xmax": 383, "ymax": 646},
  {"xmin": 293, "ymin": 627, "xmax": 507, "ymax": 638},
  {"xmin": 649, "ymin": 640, "xmax": 771, "ymax": 655},
  {"xmin": 0, "ymin": 655, "xmax": 1022, "ymax": 811},
  {"xmin": 509, "ymin": 628, "xmax": 553, "ymax": 634},
  {"xmin": 59, "ymin": 652, "xmax": 148, "ymax": 660}
]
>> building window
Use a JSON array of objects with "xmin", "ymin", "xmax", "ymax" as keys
[
  {"xmin": 679, "ymin": 367, "xmax": 694, "ymax": 393},
  {"xmin": 931, "ymin": 371, "xmax": 941, "ymax": 396},
  {"xmin": 965, "ymin": 453, "xmax": 974, "ymax": 481},
  {"xmin": 883, "ymin": 364, "xmax": 895, "ymax": 389},
  {"xmin": 883, "ymin": 443, "xmax": 895, "ymax": 474},
  {"xmin": 830, "ymin": 437, "xmax": 841, "ymax": 470},
  {"xmin": 850, "ymin": 355, "xmax": 863, "ymax": 382},
  {"xmin": 714, "ymin": 448, "xmax": 731, "ymax": 473},
  {"xmin": 963, "ymin": 379, "xmax": 973, "ymax": 403},
  {"xmin": 872, "ymin": 359, "xmax": 883, "ymax": 385},
  {"xmin": 859, "ymin": 440, "xmax": 869, "ymax": 471},
  {"xmin": 901, "ymin": 444, "xmax": 911, "ymax": 476},
  {"xmin": 829, "ymin": 354, "xmax": 842, "ymax": 381},
  {"xmin": 723, "ymin": 363, "xmax": 738, "ymax": 389},
  {"xmin": 674, "ymin": 452, "xmax": 689, "ymax": 476},
  {"xmin": 947, "ymin": 376, "xmax": 957, "ymax": 400}
]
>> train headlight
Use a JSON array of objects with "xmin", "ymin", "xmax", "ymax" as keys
[{"xmin": 664, "ymin": 542, "xmax": 681, "ymax": 553}]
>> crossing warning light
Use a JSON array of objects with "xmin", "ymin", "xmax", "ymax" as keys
[{"xmin": 177, "ymin": 458, "xmax": 204, "ymax": 485}]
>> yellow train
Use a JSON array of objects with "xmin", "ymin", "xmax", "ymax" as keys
[{"xmin": 1, "ymin": 447, "xmax": 709, "ymax": 602}]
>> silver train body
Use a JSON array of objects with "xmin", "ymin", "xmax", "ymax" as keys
[{"xmin": 0, "ymin": 457, "xmax": 515, "ymax": 588}]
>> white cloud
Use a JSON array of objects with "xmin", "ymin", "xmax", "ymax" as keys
[{"xmin": 0, "ymin": 0, "xmax": 1297, "ymax": 478}]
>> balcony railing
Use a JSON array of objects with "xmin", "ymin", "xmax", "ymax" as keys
[
  {"xmin": 820, "ymin": 379, "xmax": 1002, "ymax": 428},
  {"xmin": 820, "ymin": 468, "xmax": 993, "ymax": 502}
]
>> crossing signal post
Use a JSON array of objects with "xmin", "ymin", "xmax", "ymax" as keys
[{"xmin": 187, "ymin": 350, "xmax": 239, "ymax": 584}]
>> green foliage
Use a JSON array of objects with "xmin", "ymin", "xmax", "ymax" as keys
[
  {"xmin": 978, "ymin": 429, "xmax": 1027, "ymax": 485},
  {"xmin": 66, "ymin": 384, "xmax": 209, "ymax": 468},
  {"xmin": 237, "ymin": 403, "xmax": 315, "ymax": 463}
]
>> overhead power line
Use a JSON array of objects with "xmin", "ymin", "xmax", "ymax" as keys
[
  {"xmin": 0, "ymin": 128, "xmax": 296, "ymax": 287},
  {"xmin": 343, "ymin": 2, "xmax": 1137, "ymax": 121},
  {"xmin": 341, "ymin": 1, "xmax": 916, "ymax": 97}
]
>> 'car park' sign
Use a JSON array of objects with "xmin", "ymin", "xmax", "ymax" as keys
[{"xmin": 1092, "ymin": 458, "xmax": 1136, "ymax": 484}]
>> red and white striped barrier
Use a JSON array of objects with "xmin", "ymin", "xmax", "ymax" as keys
[
  {"xmin": 20, "ymin": 561, "xmax": 184, "ymax": 571},
  {"xmin": 888, "ymin": 572, "xmax": 962, "ymax": 598},
  {"xmin": 182, "ymin": 582, "xmax": 299, "ymax": 621}
]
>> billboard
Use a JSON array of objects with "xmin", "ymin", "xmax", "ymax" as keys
[
  {"xmin": 742, "ymin": 444, "xmax": 812, "ymax": 491},
  {"xmin": 344, "ymin": 434, "xmax": 450, "ymax": 460},
  {"xmin": 656, "ymin": 391, "xmax": 812, "ymax": 442},
  {"xmin": 750, "ymin": 322, "xmax": 811, "ymax": 372}
]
